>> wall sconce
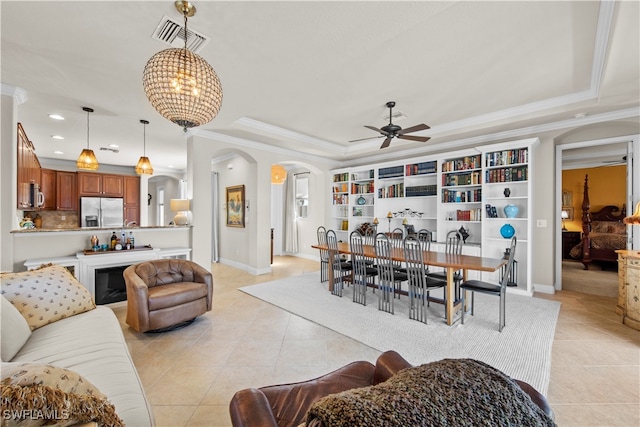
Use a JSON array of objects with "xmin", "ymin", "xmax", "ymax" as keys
[
  {"xmin": 170, "ymin": 199, "xmax": 191, "ymax": 226},
  {"xmin": 624, "ymin": 202, "xmax": 640, "ymax": 225},
  {"xmin": 271, "ymin": 164, "xmax": 287, "ymax": 184}
]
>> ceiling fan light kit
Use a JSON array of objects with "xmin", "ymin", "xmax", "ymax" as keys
[
  {"xmin": 353, "ymin": 101, "xmax": 431, "ymax": 149},
  {"xmin": 142, "ymin": 1, "xmax": 223, "ymax": 132}
]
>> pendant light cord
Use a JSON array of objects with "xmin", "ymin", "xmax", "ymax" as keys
[{"xmin": 86, "ymin": 110, "xmax": 90, "ymax": 149}]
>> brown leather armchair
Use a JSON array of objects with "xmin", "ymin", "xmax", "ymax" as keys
[
  {"xmin": 123, "ymin": 259, "xmax": 213, "ymax": 332},
  {"xmin": 229, "ymin": 351, "xmax": 553, "ymax": 427}
]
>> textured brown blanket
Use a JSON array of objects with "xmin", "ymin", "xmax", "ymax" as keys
[{"xmin": 307, "ymin": 359, "xmax": 556, "ymax": 427}]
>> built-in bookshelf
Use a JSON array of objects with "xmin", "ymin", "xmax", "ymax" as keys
[{"xmin": 329, "ymin": 138, "xmax": 538, "ymax": 295}]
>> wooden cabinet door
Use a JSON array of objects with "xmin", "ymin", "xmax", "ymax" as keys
[
  {"xmin": 17, "ymin": 123, "xmax": 31, "ymax": 208},
  {"xmin": 124, "ymin": 206, "xmax": 140, "ymax": 227},
  {"xmin": 40, "ymin": 169, "xmax": 57, "ymax": 210},
  {"xmin": 56, "ymin": 171, "xmax": 77, "ymax": 211},
  {"xmin": 102, "ymin": 174, "xmax": 124, "ymax": 197},
  {"xmin": 123, "ymin": 176, "xmax": 140, "ymax": 205},
  {"xmin": 78, "ymin": 172, "xmax": 102, "ymax": 196}
]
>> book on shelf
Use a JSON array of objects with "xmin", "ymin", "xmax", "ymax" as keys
[{"xmin": 485, "ymin": 148, "xmax": 528, "ymax": 167}]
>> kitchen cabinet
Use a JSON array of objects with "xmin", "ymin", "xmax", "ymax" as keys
[
  {"xmin": 16, "ymin": 123, "xmax": 41, "ymax": 209},
  {"xmin": 40, "ymin": 169, "xmax": 57, "ymax": 210},
  {"xmin": 39, "ymin": 169, "xmax": 77, "ymax": 211},
  {"xmin": 78, "ymin": 172, "xmax": 124, "ymax": 197},
  {"xmin": 123, "ymin": 175, "xmax": 140, "ymax": 225},
  {"xmin": 56, "ymin": 171, "xmax": 77, "ymax": 211}
]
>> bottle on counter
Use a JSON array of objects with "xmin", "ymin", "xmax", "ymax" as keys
[
  {"xmin": 128, "ymin": 231, "xmax": 135, "ymax": 249},
  {"xmin": 90, "ymin": 235, "xmax": 99, "ymax": 251},
  {"xmin": 110, "ymin": 231, "xmax": 117, "ymax": 250}
]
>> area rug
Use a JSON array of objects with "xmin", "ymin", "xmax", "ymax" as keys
[{"xmin": 240, "ymin": 272, "xmax": 560, "ymax": 395}]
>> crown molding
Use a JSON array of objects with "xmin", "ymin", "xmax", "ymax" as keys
[{"xmin": 1, "ymin": 83, "xmax": 28, "ymax": 105}]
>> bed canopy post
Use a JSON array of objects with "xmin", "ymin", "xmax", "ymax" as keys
[{"xmin": 581, "ymin": 174, "xmax": 592, "ymax": 269}]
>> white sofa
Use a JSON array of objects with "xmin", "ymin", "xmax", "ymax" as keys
[{"xmin": 1, "ymin": 264, "xmax": 154, "ymax": 426}]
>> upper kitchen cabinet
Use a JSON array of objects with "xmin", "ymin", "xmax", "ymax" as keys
[
  {"xmin": 123, "ymin": 175, "xmax": 140, "ymax": 225},
  {"xmin": 16, "ymin": 123, "xmax": 42, "ymax": 209},
  {"xmin": 56, "ymin": 171, "xmax": 78, "ymax": 211},
  {"xmin": 40, "ymin": 170, "xmax": 78, "ymax": 211},
  {"xmin": 78, "ymin": 172, "xmax": 124, "ymax": 197}
]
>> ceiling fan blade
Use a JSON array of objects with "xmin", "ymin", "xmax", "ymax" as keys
[
  {"xmin": 396, "ymin": 123, "xmax": 430, "ymax": 135},
  {"xmin": 380, "ymin": 137, "xmax": 393, "ymax": 149},
  {"xmin": 397, "ymin": 135, "xmax": 431, "ymax": 142},
  {"xmin": 364, "ymin": 125, "xmax": 385, "ymax": 134},
  {"xmin": 348, "ymin": 135, "xmax": 383, "ymax": 143}
]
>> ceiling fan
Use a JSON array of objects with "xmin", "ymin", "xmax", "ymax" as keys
[{"xmin": 350, "ymin": 101, "xmax": 431, "ymax": 149}]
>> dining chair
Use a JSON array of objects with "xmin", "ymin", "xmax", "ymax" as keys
[
  {"xmin": 326, "ymin": 229, "xmax": 353, "ymax": 297},
  {"xmin": 403, "ymin": 235, "xmax": 446, "ymax": 323},
  {"xmin": 349, "ymin": 230, "xmax": 378, "ymax": 305},
  {"xmin": 416, "ymin": 229, "xmax": 433, "ymax": 243},
  {"xmin": 460, "ymin": 236, "xmax": 517, "ymax": 332},
  {"xmin": 317, "ymin": 226, "xmax": 329, "ymax": 283},
  {"xmin": 389, "ymin": 228, "xmax": 407, "ymax": 281},
  {"xmin": 427, "ymin": 229, "xmax": 464, "ymax": 299}
]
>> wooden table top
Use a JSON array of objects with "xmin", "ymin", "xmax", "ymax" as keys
[{"xmin": 313, "ymin": 242, "xmax": 506, "ymax": 272}]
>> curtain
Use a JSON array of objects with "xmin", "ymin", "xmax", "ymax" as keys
[
  {"xmin": 284, "ymin": 176, "xmax": 298, "ymax": 253},
  {"xmin": 211, "ymin": 172, "xmax": 220, "ymax": 262}
]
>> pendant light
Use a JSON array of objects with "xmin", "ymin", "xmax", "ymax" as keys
[
  {"xmin": 135, "ymin": 120, "xmax": 154, "ymax": 175},
  {"xmin": 142, "ymin": 1, "xmax": 223, "ymax": 132},
  {"xmin": 76, "ymin": 107, "xmax": 99, "ymax": 170}
]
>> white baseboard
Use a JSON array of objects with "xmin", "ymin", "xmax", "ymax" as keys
[{"xmin": 533, "ymin": 283, "xmax": 556, "ymax": 294}]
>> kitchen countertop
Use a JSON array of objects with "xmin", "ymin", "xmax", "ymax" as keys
[{"xmin": 11, "ymin": 225, "xmax": 190, "ymax": 233}]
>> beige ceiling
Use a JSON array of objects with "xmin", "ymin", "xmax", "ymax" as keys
[{"xmin": 2, "ymin": 1, "xmax": 638, "ymax": 172}]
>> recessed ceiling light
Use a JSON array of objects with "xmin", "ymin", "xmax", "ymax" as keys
[
  {"xmin": 574, "ymin": 113, "xmax": 587, "ymax": 119},
  {"xmin": 168, "ymin": 165, "xmax": 174, "ymax": 168},
  {"xmin": 48, "ymin": 114, "xmax": 64, "ymax": 120},
  {"xmin": 51, "ymin": 135, "xmax": 64, "ymax": 140},
  {"xmin": 108, "ymin": 144, "xmax": 119, "ymax": 148},
  {"xmin": 53, "ymin": 150, "xmax": 64, "ymax": 155}
]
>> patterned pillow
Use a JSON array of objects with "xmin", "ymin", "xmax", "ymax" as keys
[
  {"xmin": 0, "ymin": 264, "xmax": 95, "ymax": 331},
  {"xmin": 1, "ymin": 362, "xmax": 124, "ymax": 426}
]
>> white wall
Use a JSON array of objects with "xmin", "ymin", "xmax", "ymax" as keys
[{"xmin": 187, "ymin": 132, "xmax": 334, "ymax": 274}]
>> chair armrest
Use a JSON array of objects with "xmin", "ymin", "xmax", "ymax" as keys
[
  {"xmin": 189, "ymin": 262, "xmax": 214, "ymax": 310},
  {"xmin": 123, "ymin": 264, "xmax": 151, "ymax": 332},
  {"xmin": 373, "ymin": 350, "xmax": 413, "ymax": 384},
  {"xmin": 229, "ymin": 388, "xmax": 278, "ymax": 427},
  {"xmin": 514, "ymin": 379, "xmax": 555, "ymax": 420}
]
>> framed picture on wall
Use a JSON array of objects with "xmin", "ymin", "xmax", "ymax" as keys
[{"xmin": 226, "ymin": 185, "xmax": 245, "ymax": 228}]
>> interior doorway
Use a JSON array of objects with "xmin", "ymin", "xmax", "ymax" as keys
[{"xmin": 555, "ymin": 135, "xmax": 637, "ymax": 293}]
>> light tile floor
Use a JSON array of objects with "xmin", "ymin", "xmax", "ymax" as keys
[{"xmin": 112, "ymin": 256, "xmax": 639, "ymax": 426}]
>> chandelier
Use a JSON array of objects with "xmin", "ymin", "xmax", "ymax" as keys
[
  {"xmin": 135, "ymin": 120, "xmax": 154, "ymax": 175},
  {"xmin": 142, "ymin": 1, "xmax": 223, "ymax": 132},
  {"xmin": 76, "ymin": 107, "xmax": 99, "ymax": 170}
]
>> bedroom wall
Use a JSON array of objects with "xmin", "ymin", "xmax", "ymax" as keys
[{"xmin": 562, "ymin": 165, "xmax": 626, "ymax": 231}]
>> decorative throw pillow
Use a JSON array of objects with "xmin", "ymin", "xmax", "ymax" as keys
[
  {"xmin": 0, "ymin": 264, "xmax": 95, "ymax": 331},
  {"xmin": 1, "ymin": 295, "xmax": 32, "ymax": 361},
  {"xmin": 307, "ymin": 359, "xmax": 556, "ymax": 427},
  {"xmin": 1, "ymin": 362, "xmax": 124, "ymax": 427}
]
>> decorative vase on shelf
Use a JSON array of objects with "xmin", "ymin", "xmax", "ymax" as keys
[
  {"xmin": 503, "ymin": 204, "xmax": 519, "ymax": 218},
  {"xmin": 503, "ymin": 187, "xmax": 511, "ymax": 197},
  {"xmin": 500, "ymin": 223, "xmax": 515, "ymax": 239}
]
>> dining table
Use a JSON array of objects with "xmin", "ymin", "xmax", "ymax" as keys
[{"xmin": 312, "ymin": 241, "xmax": 507, "ymax": 326}]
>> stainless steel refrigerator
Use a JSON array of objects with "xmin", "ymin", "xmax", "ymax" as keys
[{"xmin": 80, "ymin": 197, "xmax": 124, "ymax": 228}]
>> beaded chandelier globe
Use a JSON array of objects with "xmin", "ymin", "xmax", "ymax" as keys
[{"xmin": 142, "ymin": 1, "xmax": 222, "ymax": 132}]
